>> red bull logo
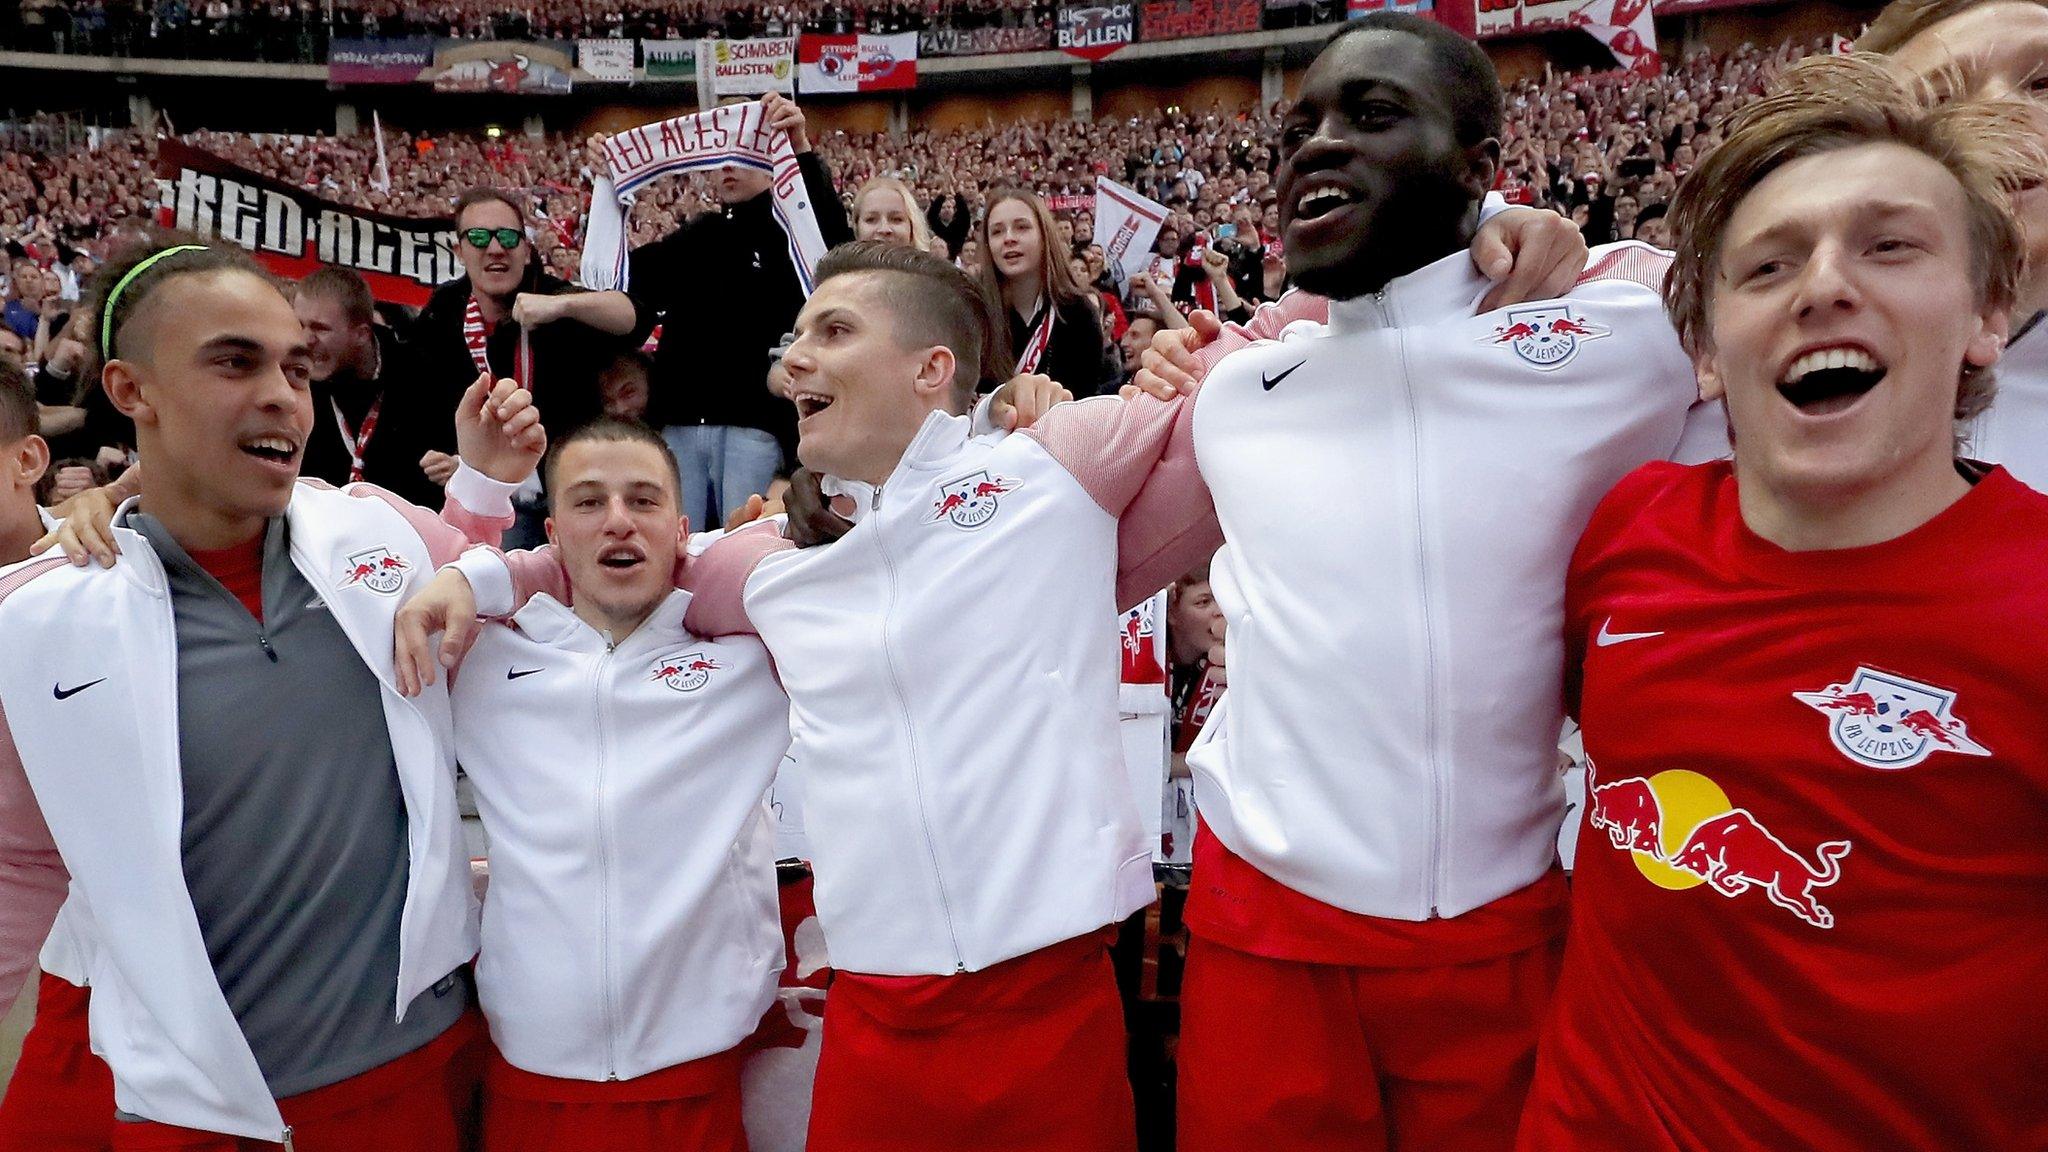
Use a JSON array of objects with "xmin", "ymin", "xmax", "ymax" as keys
[
  {"xmin": 1120, "ymin": 601, "xmax": 1166, "ymax": 686},
  {"xmin": 1477, "ymin": 305, "xmax": 1610, "ymax": 370},
  {"xmin": 338, "ymin": 547, "xmax": 409, "ymax": 595},
  {"xmin": 652, "ymin": 652, "xmax": 720, "ymax": 693},
  {"xmin": 1794, "ymin": 667, "xmax": 1990, "ymax": 769},
  {"xmin": 929, "ymin": 470, "xmax": 1019, "ymax": 530},
  {"xmin": 1586, "ymin": 765, "xmax": 1852, "ymax": 929}
]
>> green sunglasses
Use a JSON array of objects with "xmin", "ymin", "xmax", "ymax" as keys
[{"xmin": 463, "ymin": 227, "xmax": 525, "ymax": 250}]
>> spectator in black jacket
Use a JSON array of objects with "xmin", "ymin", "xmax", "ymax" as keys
[
  {"xmin": 293, "ymin": 266, "xmax": 447, "ymax": 507},
  {"xmin": 624, "ymin": 92, "xmax": 852, "ymax": 533},
  {"xmin": 411, "ymin": 187, "xmax": 639, "ymax": 539},
  {"xmin": 974, "ymin": 188, "xmax": 1117, "ymax": 398},
  {"xmin": 926, "ymin": 190, "xmax": 972, "ymax": 259}
]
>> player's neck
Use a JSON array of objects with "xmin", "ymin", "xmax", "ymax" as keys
[
  {"xmin": 1736, "ymin": 450, "xmax": 1972, "ymax": 553},
  {"xmin": 0, "ymin": 497, "xmax": 41, "ymax": 566},
  {"xmin": 573, "ymin": 595, "xmax": 661, "ymax": 648},
  {"xmin": 136, "ymin": 471, "xmax": 269, "ymax": 553}
]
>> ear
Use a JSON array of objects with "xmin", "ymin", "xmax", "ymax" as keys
[
  {"xmin": 912, "ymin": 345, "xmax": 960, "ymax": 410},
  {"xmin": 1463, "ymin": 137, "xmax": 1502, "ymax": 202},
  {"xmin": 102, "ymin": 359, "xmax": 157, "ymax": 426},
  {"xmin": 1693, "ymin": 348, "xmax": 1726, "ymax": 402},
  {"xmin": 1964, "ymin": 305, "xmax": 2010, "ymax": 371},
  {"xmin": 11, "ymin": 434, "xmax": 49, "ymax": 489},
  {"xmin": 543, "ymin": 517, "xmax": 558, "ymax": 549}
]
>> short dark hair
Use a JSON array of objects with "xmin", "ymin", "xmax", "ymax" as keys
[
  {"xmin": 1325, "ymin": 13, "xmax": 1504, "ymax": 147},
  {"xmin": 296, "ymin": 266, "xmax": 377, "ymax": 329},
  {"xmin": 0, "ymin": 357, "xmax": 36, "ymax": 443},
  {"xmin": 454, "ymin": 187, "xmax": 529, "ymax": 227},
  {"xmin": 542, "ymin": 416, "xmax": 681, "ymax": 507},
  {"xmin": 815, "ymin": 240, "xmax": 995, "ymax": 413},
  {"xmin": 86, "ymin": 232, "xmax": 266, "ymax": 362}
]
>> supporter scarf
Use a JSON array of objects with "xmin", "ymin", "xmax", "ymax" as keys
[
  {"xmin": 581, "ymin": 101, "xmax": 828, "ymax": 296},
  {"xmin": 330, "ymin": 395, "xmax": 381, "ymax": 484},
  {"xmin": 1014, "ymin": 299, "xmax": 1057, "ymax": 375},
  {"xmin": 464, "ymin": 294, "xmax": 533, "ymax": 387}
]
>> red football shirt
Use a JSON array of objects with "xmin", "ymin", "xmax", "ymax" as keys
[{"xmin": 1519, "ymin": 461, "xmax": 2048, "ymax": 1152}]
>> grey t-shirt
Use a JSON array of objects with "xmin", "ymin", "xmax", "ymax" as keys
[{"xmin": 130, "ymin": 512, "xmax": 468, "ymax": 1100}]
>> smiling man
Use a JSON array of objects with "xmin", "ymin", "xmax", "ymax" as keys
[
  {"xmin": 0, "ymin": 239, "xmax": 544, "ymax": 1148},
  {"xmin": 447, "ymin": 418, "xmax": 789, "ymax": 1152},
  {"xmin": 1518, "ymin": 56, "xmax": 2048, "ymax": 1152}
]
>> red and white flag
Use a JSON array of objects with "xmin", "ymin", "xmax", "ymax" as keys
[
  {"xmin": 1831, "ymin": 33, "xmax": 1856, "ymax": 54},
  {"xmin": 1572, "ymin": 0, "xmax": 1660, "ymax": 75},
  {"xmin": 796, "ymin": 32, "xmax": 917, "ymax": 94},
  {"xmin": 1093, "ymin": 176, "xmax": 1168, "ymax": 286}
]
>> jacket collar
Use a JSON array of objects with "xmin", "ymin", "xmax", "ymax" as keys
[
  {"xmin": 819, "ymin": 408, "xmax": 978, "ymax": 525},
  {"xmin": 1324, "ymin": 247, "xmax": 1491, "ymax": 336},
  {"xmin": 511, "ymin": 588, "xmax": 693, "ymax": 653}
]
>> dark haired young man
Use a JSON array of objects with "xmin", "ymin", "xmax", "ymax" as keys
[
  {"xmin": 293, "ymin": 267, "xmax": 443, "ymax": 506},
  {"xmin": 0, "ymin": 241, "xmax": 545, "ymax": 1149},
  {"xmin": 441, "ymin": 417, "xmax": 790, "ymax": 1152},
  {"xmin": 398, "ymin": 240, "xmax": 1199, "ymax": 1152}
]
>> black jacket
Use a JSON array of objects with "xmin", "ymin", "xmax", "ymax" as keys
[
  {"xmin": 1000, "ymin": 294, "xmax": 1117, "ymax": 399},
  {"xmin": 410, "ymin": 269, "xmax": 628, "ymax": 478},
  {"xmin": 627, "ymin": 151, "xmax": 852, "ymax": 454},
  {"xmin": 300, "ymin": 324, "xmax": 459, "ymax": 509},
  {"xmin": 925, "ymin": 193, "xmax": 972, "ymax": 259}
]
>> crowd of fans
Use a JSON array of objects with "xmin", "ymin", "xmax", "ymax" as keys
[
  {"xmin": 0, "ymin": 35, "xmax": 1819, "ymax": 490},
  {"xmin": 1, "ymin": 0, "xmax": 1348, "ymax": 60}
]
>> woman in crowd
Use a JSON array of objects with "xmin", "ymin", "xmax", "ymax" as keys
[
  {"xmin": 851, "ymin": 177, "xmax": 936, "ymax": 251},
  {"xmin": 973, "ymin": 188, "xmax": 1117, "ymax": 398}
]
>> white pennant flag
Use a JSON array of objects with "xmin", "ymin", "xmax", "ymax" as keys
[
  {"xmin": 1093, "ymin": 176, "xmax": 1168, "ymax": 289},
  {"xmin": 370, "ymin": 110, "xmax": 391, "ymax": 193}
]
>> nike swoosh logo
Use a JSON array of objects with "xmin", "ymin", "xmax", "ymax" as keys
[
  {"xmin": 507, "ymin": 668, "xmax": 544, "ymax": 681},
  {"xmin": 1595, "ymin": 618, "xmax": 1664, "ymax": 647},
  {"xmin": 53, "ymin": 678, "xmax": 106, "ymax": 700},
  {"xmin": 1261, "ymin": 360, "xmax": 1306, "ymax": 391}
]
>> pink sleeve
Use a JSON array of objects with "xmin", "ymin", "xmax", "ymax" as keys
[
  {"xmin": 679, "ymin": 523, "xmax": 789, "ymax": 638},
  {"xmin": 1022, "ymin": 388, "xmax": 1220, "ymax": 612},
  {"xmin": 345, "ymin": 480, "xmax": 515, "ymax": 569},
  {"xmin": 0, "ymin": 700, "xmax": 68, "ymax": 1022},
  {"xmin": 496, "ymin": 543, "xmax": 574, "ymax": 613}
]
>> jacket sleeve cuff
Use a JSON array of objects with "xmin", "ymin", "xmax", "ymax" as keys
[
  {"xmin": 445, "ymin": 463, "xmax": 521, "ymax": 520},
  {"xmin": 1477, "ymin": 191, "xmax": 1510, "ymax": 226},
  {"xmin": 453, "ymin": 547, "xmax": 517, "ymax": 618}
]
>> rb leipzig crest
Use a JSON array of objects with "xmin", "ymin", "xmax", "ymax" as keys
[
  {"xmin": 1794, "ymin": 667, "xmax": 1990, "ymax": 770},
  {"xmin": 339, "ymin": 547, "xmax": 410, "ymax": 595},
  {"xmin": 651, "ymin": 652, "xmax": 721, "ymax": 693},
  {"xmin": 1479, "ymin": 305, "xmax": 1611, "ymax": 371},
  {"xmin": 929, "ymin": 471, "xmax": 1018, "ymax": 530}
]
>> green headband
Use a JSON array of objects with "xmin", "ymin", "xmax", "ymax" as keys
[{"xmin": 100, "ymin": 244, "xmax": 209, "ymax": 360}]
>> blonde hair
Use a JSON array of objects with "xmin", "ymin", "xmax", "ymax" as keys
[
  {"xmin": 1664, "ymin": 54, "xmax": 2043, "ymax": 423},
  {"xmin": 1857, "ymin": 0, "xmax": 2048, "ymax": 55},
  {"xmin": 852, "ymin": 178, "xmax": 935, "ymax": 252}
]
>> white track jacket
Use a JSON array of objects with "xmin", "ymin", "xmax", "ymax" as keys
[
  {"xmin": 451, "ymin": 590, "xmax": 788, "ymax": 1081},
  {"xmin": 1183, "ymin": 242, "xmax": 1719, "ymax": 921},
  {"xmin": 457, "ymin": 400, "xmax": 1219, "ymax": 977},
  {"xmin": 0, "ymin": 469, "xmax": 513, "ymax": 1142}
]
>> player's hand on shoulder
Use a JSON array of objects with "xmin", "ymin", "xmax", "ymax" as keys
[
  {"xmin": 784, "ymin": 468, "xmax": 853, "ymax": 549},
  {"xmin": 32, "ymin": 484, "xmax": 122, "ymax": 568},
  {"xmin": 393, "ymin": 567, "xmax": 480, "ymax": 697},
  {"xmin": 1473, "ymin": 207, "xmax": 1588, "ymax": 313},
  {"xmin": 989, "ymin": 373, "xmax": 1071, "ymax": 431},
  {"xmin": 1130, "ymin": 310, "xmax": 1221, "ymax": 399}
]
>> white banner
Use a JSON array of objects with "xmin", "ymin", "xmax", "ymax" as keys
[
  {"xmin": 698, "ymin": 36, "xmax": 797, "ymax": 97},
  {"xmin": 1094, "ymin": 176, "xmax": 1168, "ymax": 287},
  {"xmin": 577, "ymin": 38, "xmax": 636, "ymax": 82}
]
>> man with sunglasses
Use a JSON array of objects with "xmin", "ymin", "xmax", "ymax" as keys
[{"xmin": 410, "ymin": 191, "xmax": 638, "ymax": 512}]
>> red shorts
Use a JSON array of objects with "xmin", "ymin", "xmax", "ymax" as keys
[
  {"xmin": 480, "ymin": 1042, "xmax": 747, "ymax": 1152},
  {"xmin": 0, "ymin": 973, "xmax": 115, "ymax": 1152},
  {"xmin": 807, "ymin": 930, "xmax": 1134, "ymax": 1152},
  {"xmin": 1177, "ymin": 932, "xmax": 1563, "ymax": 1152},
  {"xmin": 109, "ymin": 1008, "xmax": 485, "ymax": 1152}
]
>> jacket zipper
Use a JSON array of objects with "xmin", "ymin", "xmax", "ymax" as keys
[
  {"xmin": 1387, "ymin": 288, "xmax": 1448, "ymax": 918},
  {"xmin": 870, "ymin": 484, "xmax": 968, "ymax": 972},
  {"xmin": 280, "ymin": 1126, "xmax": 293, "ymax": 1150},
  {"xmin": 592, "ymin": 636, "xmax": 622, "ymax": 1078}
]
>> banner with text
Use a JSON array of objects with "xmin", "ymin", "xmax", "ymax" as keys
[
  {"xmin": 1139, "ymin": 0, "xmax": 1261, "ymax": 40},
  {"xmin": 154, "ymin": 139, "xmax": 459, "ymax": 308},
  {"xmin": 577, "ymin": 38, "xmax": 637, "ymax": 81},
  {"xmin": 1058, "ymin": 3, "xmax": 1136, "ymax": 60},
  {"xmin": 1094, "ymin": 176, "xmax": 1168, "ymax": 285},
  {"xmin": 796, "ymin": 32, "xmax": 917, "ymax": 93},
  {"xmin": 1345, "ymin": 0, "xmax": 1433, "ymax": 14},
  {"xmin": 916, "ymin": 24, "xmax": 1053, "ymax": 55},
  {"xmin": 426, "ymin": 40, "xmax": 575, "ymax": 93},
  {"xmin": 699, "ymin": 37, "xmax": 797, "ymax": 96},
  {"xmin": 642, "ymin": 39, "xmax": 697, "ymax": 79},
  {"xmin": 327, "ymin": 36, "xmax": 434, "ymax": 83}
]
